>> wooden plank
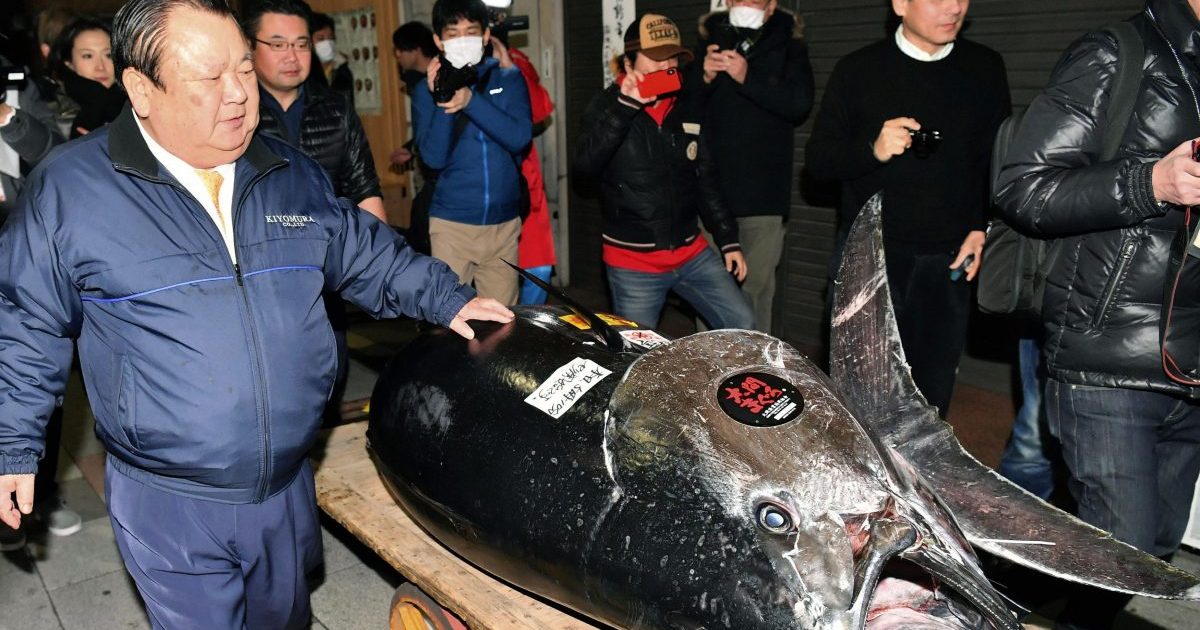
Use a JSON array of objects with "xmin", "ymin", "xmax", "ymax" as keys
[{"xmin": 312, "ymin": 422, "xmax": 599, "ymax": 630}]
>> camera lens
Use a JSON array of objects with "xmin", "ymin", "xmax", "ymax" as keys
[{"xmin": 908, "ymin": 129, "xmax": 942, "ymax": 159}]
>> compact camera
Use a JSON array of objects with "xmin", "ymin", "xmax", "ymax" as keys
[
  {"xmin": 0, "ymin": 67, "xmax": 27, "ymax": 104},
  {"xmin": 908, "ymin": 128, "xmax": 943, "ymax": 159}
]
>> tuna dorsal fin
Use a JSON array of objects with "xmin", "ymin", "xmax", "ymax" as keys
[
  {"xmin": 505, "ymin": 261, "xmax": 628, "ymax": 352},
  {"xmin": 829, "ymin": 194, "xmax": 1200, "ymax": 600}
]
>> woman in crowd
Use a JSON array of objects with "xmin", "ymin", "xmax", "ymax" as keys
[{"xmin": 52, "ymin": 17, "xmax": 126, "ymax": 138}]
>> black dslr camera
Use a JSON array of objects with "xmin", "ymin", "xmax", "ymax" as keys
[
  {"xmin": 0, "ymin": 67, "xmax": 27, "ymax": 104},
  {"xmin": 908, "ymin": 128, "xmax": 943, "ymax": 159},
  {"xmin": 432, "ymin": 60, "xmax": 477, "ymax": 103}
]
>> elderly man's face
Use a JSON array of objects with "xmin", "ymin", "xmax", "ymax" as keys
[{"xmin": 125, "ymin": 8, "xmax": 258, "ymax": 168}]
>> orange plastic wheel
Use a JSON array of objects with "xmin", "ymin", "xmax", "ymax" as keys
[{"xmin": 389, "ymin": 583, "xmax": 468, "ymax": 630}]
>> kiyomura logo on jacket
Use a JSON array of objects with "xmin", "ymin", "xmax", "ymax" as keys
[{"xmin": 266, "ymin": 214, "xmax": 317, "ymax": 228}]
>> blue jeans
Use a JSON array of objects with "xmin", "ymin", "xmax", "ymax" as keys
[
  {"xmin": 1045, "ymin": 380, "xmax": 1200, "ymax": 557},
  {"xmin": 1046, "ymin": 380, "xmax": 1200, "ymax": 629},
  {"xmin": 606, "ymin": 247, "xmax": 755, "ymax": 330},
  {"xmin": 518, "ymin": 265, "xmax": 553, "ymax": 305},
  {"xmin": 998, "ymin": 337, "xmax": 1055, "ymax": 500}
]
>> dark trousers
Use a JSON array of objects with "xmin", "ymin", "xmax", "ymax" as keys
[
  {"xmin": 34, "ymin": 406, "xmax": 64, "ymax": 501},
  {"xmin": 884, "ymin": 244, "xmax": 970, "ymax": 417},
  {"xmin": 106, "ymin": 459, "xmax": 322, "ymax": 630},
  {"xmin": 1046, "ymin": 380, "xmax": 1200, "ymax": 629}
]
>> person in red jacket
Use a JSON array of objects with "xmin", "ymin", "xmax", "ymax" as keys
[{"xmin": 492, "ymin": 36, "xmax": 557, "ymax": 304}]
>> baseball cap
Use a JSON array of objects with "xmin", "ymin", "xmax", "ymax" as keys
[{"xmin": 624, "ymin": 13, "xmax": 694, "ymax": 62}]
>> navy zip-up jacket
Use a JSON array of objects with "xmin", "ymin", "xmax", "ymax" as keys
[
  {"xmin": 412, "ymin": 57, "xmax": 532, "ymax": 225},
  {"xmin": 0, "ymin": 107, "xmax": 474, "ymax": 503}
]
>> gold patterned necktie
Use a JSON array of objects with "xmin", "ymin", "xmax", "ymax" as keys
[{"xmin": 194, "ymin": 169, "xmax": 224, "ymax": 226}]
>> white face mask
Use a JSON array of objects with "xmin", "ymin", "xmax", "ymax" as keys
[
  {"xmin": 442, "ymin": 36, "xmax": 485, "ymax": 69},
  {"xmin": 728, "ymin": 6, "xmax": 766, "ymax": 29},
  {"xmin": 314, "ymin": 39, "xmax": 336, "ymax": 63}
]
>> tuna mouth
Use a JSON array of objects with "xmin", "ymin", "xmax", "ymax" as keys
[
  {"xmin": 844, "ymin": 514, "xmax": 1019, "ymax": 630},
  {"xmin": 865, "ymin": 561, "xmax": 989, "ymax": 629}
]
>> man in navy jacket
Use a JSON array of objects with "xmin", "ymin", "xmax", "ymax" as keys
[
  {"xmin": 412, "ymin": 0, "xmax": 531, "ymax": 305},
  {"xmin": 0, "ymin": 0, "xmax": 511, "ymax": 626}
]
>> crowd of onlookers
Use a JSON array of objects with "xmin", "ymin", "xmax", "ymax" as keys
[{"xmin": 3, "ymin": 1, "xmax": 1200, "ymax": 628}]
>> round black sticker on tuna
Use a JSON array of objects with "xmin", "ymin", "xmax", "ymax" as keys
[{"xmin": 717, "ymin": 372, "xmax": 804, "ymax": 427}]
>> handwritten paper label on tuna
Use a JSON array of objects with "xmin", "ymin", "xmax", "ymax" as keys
[
  {"xmin": 526, "ymin": 358, "xmax": 613, "ymax": 419},
  {"xmin": 717, "ymin": 372, "xmax": 803, "ymax": 427}
]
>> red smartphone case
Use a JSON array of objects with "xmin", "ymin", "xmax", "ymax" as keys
[{"xmin": 638, "ymin": 68, "xmax": 681, "ymax": 99}]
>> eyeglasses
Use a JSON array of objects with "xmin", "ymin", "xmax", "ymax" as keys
[{"xmin": 255, "ymin": 38, "xmax": 311, "ymax": 52}]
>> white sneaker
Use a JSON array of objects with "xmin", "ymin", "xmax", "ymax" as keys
[{"xmin": 38, "ymin": 499, "xmax": 82, "ymax": 537}]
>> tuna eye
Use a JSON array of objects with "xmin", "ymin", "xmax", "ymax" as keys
[{"xmin": 756, "ymin": 503, "xmax": 792, "ymax": 534}]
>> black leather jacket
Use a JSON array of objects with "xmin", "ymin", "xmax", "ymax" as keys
[
  {"xmin": 994, "ymin": 0, "xmax": 1200, "ymax": 396},
  {"xmin": 257, "ymin": 80, "xmax": 381, "ymax": 204},
  {"xmin": 572, "ymin": 83, "xmax": 740, "ymax": 254}
]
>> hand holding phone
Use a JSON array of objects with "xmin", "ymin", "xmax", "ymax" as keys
[
  {"xmin": 637, "ymin": 68, "xmax": 682, "ymax": 100},
  {"xmin": 950, "ymin": 254, "xmax": 975, "ymax": 282}
]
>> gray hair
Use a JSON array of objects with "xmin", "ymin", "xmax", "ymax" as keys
[{"xmin": 112, "ymin": 0, "xmax": 236, "ymax": 89}]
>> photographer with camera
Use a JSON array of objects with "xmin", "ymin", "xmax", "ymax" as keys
[
  {"xmin": 572, "ymin": 13, "xmax": 753, "ymax": 331},
  {"xmin": 0, "ymin": 64, "xmax": 63, "ymax": 221},
  {"xmin": 696, "ymin": 0, "xmax": 813, "ymax": 334},
  {"xmin": 805, "ymin": 0, "xmax": 1010, "ymax": 418},
  {"xmin": 412, "ymin": 0, "xmax": 531, "ymax": 305}
]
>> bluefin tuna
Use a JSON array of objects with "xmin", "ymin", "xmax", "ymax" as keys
[{"xmin": 367, "ymin": 195, "xmax": 1199, "ymax": 629}]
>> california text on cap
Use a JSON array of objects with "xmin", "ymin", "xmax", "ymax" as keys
[{"xmin": 624, "ymin": 13, "xmax": 694, "ymax": 62}]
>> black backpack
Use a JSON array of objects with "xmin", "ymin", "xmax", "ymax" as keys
[{"xmin": 978, "ymin": 22, "xmax": 1143, "ymax": 318}]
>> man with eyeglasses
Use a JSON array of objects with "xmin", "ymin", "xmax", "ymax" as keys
[
  {"xmin": 242, "ymin": 0, "xmax": 385, "ymax": 426},
  {"xmin": 242, "ymin": 0, "xmax": 383, "ymax": 223}
]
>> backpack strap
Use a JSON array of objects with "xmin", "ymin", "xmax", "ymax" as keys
[{"xmin": 1099, "ymin": 21, "xmax": 1144, "ymax": 161}]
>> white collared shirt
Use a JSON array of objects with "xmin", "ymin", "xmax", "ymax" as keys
[
  {"xmin": 134, "ymin": 116, "xmax": 238, "ymax": 261},
  {"xmin": 895, "ymin": 25, "xmax": 955, "ymax": 62}
]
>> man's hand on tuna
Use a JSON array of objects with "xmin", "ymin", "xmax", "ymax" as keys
[{"xmin": 449, "ymin": 297, "xmax": 515, "ymax": 339}]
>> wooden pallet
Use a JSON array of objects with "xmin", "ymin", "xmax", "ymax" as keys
[{"xmin": 311, "ymin": 421, "xmax": 599, "ymax": 630}]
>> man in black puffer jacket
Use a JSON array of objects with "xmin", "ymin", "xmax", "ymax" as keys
[
  {"xmin": 573, "ymin": 13, "xmax": 753, "ymax": 331},
  {"xmin": 243, "ymin": 0, "xmax": 386, "ymax": 425},
  {"xmin": 243, "ymin": 0, "xmax": 384, "ymax": 222},
  {"xmin": 995, "ymin": 1, "xmax": 1200, "ymax": 627},
  {"xmin": 697, "ymin": 1, "xmax": 813, "ymax": 334}
]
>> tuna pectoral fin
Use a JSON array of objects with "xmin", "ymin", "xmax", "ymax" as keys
[
  {"xmin": 906, "ymin": 437, "xmax": 1200, "ymax": 601},
  {"xmin": 829, "ymin": 194, "xmax": 1200, "ymax": 600}
]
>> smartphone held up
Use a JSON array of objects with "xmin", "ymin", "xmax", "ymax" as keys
[{"xmin": 637, "ymin": 68, "xmax": 682, "ymax": 100}]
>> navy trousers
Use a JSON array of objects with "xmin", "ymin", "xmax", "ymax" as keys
[{"xmin": 106, "ymin": 459, "xmax": 322, "ymax": 629}]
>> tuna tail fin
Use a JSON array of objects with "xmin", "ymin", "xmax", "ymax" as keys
[
  {"xmin": 828, "ymin": 194, "xmax": 1200, "ymax": 601},
  {"xmin": 505, "ymin": 261, "xmax": 628, "ymax": 352}
]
